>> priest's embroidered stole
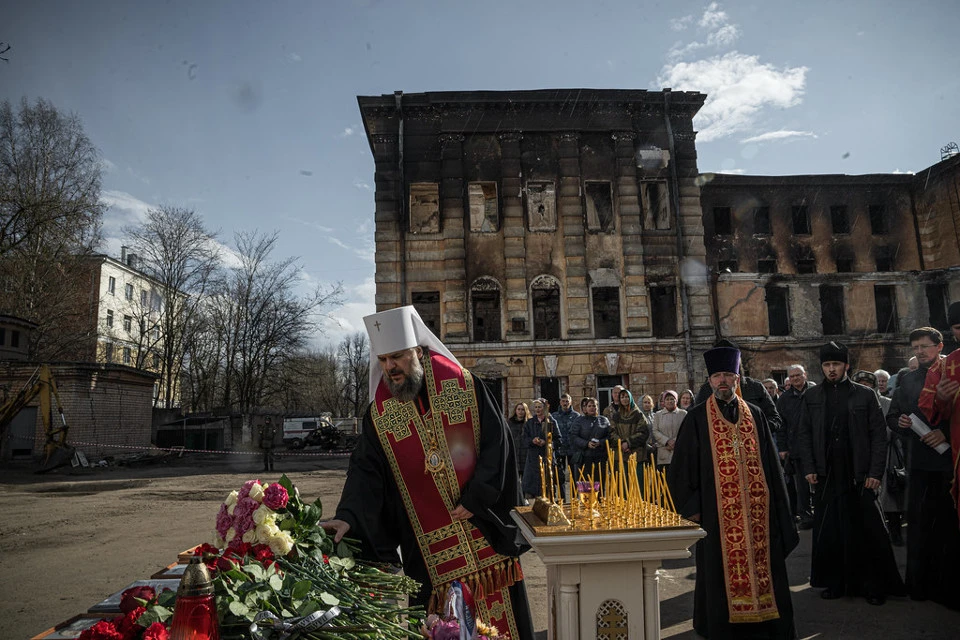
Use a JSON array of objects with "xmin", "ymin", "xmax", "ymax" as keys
[
  {"xmin": 706, "ymin": 395, "xmax": 780, "ymax": 623},
  {"xmin": 371, "ymin": 351, "xmax": 522, "ymax": 638}
]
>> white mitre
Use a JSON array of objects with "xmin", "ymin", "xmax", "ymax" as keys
[{"xmin": 363, "ymin": 305, "xmax": 462, "ymax": 401}]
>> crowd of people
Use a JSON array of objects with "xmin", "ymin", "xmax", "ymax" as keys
[
  {"xmin": 323, "ymin": 300, "xmax": 960, "ymax": 640},
  {"xmin": 507, "ymin": 304, "xmax": 960, "ymax": 638},
  {"xmin": 507, "ymin": 384, "xmax": 695, "ymax": 501}
]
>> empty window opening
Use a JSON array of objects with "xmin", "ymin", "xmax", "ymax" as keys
[
  {"xmin": 532, "ymin": 278, "xmax": 561, "ymax": 340},
  {"xmin": 641, "ymin": 181, "xmax": 671, "ymax": 230},
  {"xmin": 585, "ymin": 182, "xmax": 615, "ymax": 232},
  {"xmin": 792, "ymin": 206, "xmax": 810, "ymax": 235},
  {"xmin": 766, "ymin": 286, "xmax": 790, "ymax": 336},
  {"xmin": 875, "ymin": 285, "xmax": 899, "ymax": 333},
  {"xmin": 758, "ymin": 258, "xmax": 777, "ymax": 274},
  {"xmin": 835, "ymin": 256, "xmax": 854, "ymax": 273},
  {"xmin": 409, "ymin": 182, "xmax": 440, "ymax": 234},
  {"xmin": 926, "ymin": 283, "xmax": 949, "ymax": 330},
  {"xmin": 592, "ymin": 287, "xmax": 621, "ymax": 338},
  {"xmin": 471, "ymin": 280, "xmax": 502, "ymax": 342},
  {"xmin": 869, "ymin": 205, "xmax": 887, "ymax": 235},
  {"xmin": 875, "ymin": 246, "xmax": 896, "ymax": 272},
  {"xmin": 717, "ymin": 259, "xmax": 738, "ymax": 273},
  {"xmin": 820, "ymin": 286, "xmax": 846, "ymax": 335},
  {"xmin": 468, "ymin": 182, "xmax": 499, "ymax": 232},
  {"xmin": 526, "ymin": 182, "xmax": 557, "ymax": 231},
  {"xmin": 412, "ymin": 291, "xmax": 441, "ymax": 335},
  {"xmin": 650, "ymin": 286, "xmax": 678, "ymax": 338},
  {"xmin": 714, "ymin": 207, "xmax": 732, "ymax": 235},
  {"xmin": 754, "ymin": 206, "xmax": 771, "ymax": 235},
  {"xmin": 831, "ymin": 205, "xmax": 850, "ymax": 234}
]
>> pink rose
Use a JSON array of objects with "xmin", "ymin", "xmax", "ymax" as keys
[
  {"xmin": 215, "ymin": 504, "xmax": 233, "ymax": 537},
  {"xmin": 119, "ymin": 586, "xmax": 155, "ymax": 614},
  {"xmin": 78, "ymin": 620, "xmax": 123, "ymax": 640},
  {"xmin": 262, "ymin": 483, "xmax": 289, "ymax": 510},
  {"xmin": 142, "ymin": 622, "xmax": 170, "ymax": 640},
  {"xmin": 237, "ymin": 479, "xmax": 261, "ymax": 500},
  {"xmin": 430, "ymin": 619, "xmax": 461, "ymax": 640}
]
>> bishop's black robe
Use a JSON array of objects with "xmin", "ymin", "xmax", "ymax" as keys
[
  {"xmin": 668, "ymin": 397, "xmax": 799, "ymax": 640},
  {"xmin": 335, "ymin": 374, "xmax": 535, "ymax": 640}
]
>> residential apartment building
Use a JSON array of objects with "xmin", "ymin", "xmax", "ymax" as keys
[
  {"xmin": 699, "ymin": 152, "xmax": 960, "ymax": 382},
  {"xmin": 360, "ymin": 89, "xmax": 716, "ymax": 412},
  {"xmin": 83, "ymin": 248, "xmax": 177, "ymax": 405}
]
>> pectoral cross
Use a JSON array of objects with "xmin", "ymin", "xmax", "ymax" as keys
[{"xmin": 374, "ymin": 321, "xmax": 381, "ymax": 331}]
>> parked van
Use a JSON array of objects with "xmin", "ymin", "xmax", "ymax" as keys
[{"xmin": 282, "ymin": 416, "xmax": 332, "ymax": 448}]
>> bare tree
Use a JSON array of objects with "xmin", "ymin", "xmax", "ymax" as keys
[
  {"xmin": 211, "ymin": 231, "xmax": 342, "ymax": 441},
  {"xmin": 0, "ymin": 97, "xmax": 104, "ymax": 359},
  {"xmin": 338, "ymin": 332, "xmax": 369, "ymax": 418},
  {"xmin": 124, "ymin": 206, "xmax": 221, "ymax": 407}
]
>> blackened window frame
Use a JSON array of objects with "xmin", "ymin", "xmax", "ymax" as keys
[{"xmin": 766, "ymin": 285, "xmax": 790, "ymax": 336}]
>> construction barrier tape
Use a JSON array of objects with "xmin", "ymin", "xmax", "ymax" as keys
[{"xmin": 4, "ymin": 432, "xmax": 353, "ymax": 457}]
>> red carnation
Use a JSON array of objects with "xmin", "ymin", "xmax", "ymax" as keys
[
  {"xmin": 115, "ymin": 607, "xmax": 145, "ymax": 636},
  {"xmin": 78, "ymin": 619, "xmax": 123, "ymax": 640},
  {"xmin": 142, "ymin": 622, "xmax": 170, "ymax": 640}
]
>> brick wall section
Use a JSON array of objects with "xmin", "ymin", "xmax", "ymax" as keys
[{"xmin": 0, "ymin": 361, "xmax": 157, "ymax": 460}]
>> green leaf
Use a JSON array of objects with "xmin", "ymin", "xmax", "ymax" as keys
[
  {"xmin": 245, "ymin": 563, "xmax": 266, "ymax": 581},
  {"xmin": 278, "ymin": 517, "xmax": 296, "ymax": 531},
  {"xmin": 319, "ymin": 592, "xmax": 340, "ymax": 606},
  {"xmin": 228, "ymin": 600, "xmax": 250, "ymax": 617},
  {"xmin": 278, "ymin": 474, "xmax": 295, "ymax": 493},
  {"xmin": 269, "ymin": 573, "xmax": 284, "ymax": 592},
  {"xmin": 312, "ymin": 496, "xmax": 324, "ymax": 520},
  {"xmin": 298, "ymin": 600, "xmax": 321, "ymax": 617},
  {"xmin": 291, "ymin": 580, "xmax": 312, "ymax": 600},
  {"xmin": 335, "ymin": 540, "xmax": 353, "ymax": 559}
]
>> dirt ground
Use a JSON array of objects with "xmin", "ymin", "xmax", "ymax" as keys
[{"xmin": 1, "ymin": 452, "xmax": 956, "ymax": 639}]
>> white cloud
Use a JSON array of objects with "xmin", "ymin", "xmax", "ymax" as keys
[
  {"xmin": 890, "ymin": 169, "xmax": 915, "ymax": 175},
  {"xmin": 707, "ymin": 23, "xmax": 740, "ymax": 47},
  {"xmin": 740, "ymin": 130, "xmax": 818, "ymax": 144},
  {"xmin": 699, "ymin": 2, "xmax": 729, "ymax": 29},
  {"xmin": 714, "ymin": 168, "xmax": 746, "ymax": 174},
  {"xmin": 287, "ymin": 52, "xmax": 302, "ymax": 63},
  {"xmin": 101, "ymin": 190, "xmax": 154, "ymax": 230},
  {"xmin": 284, "ymin": 215, "xmax": 334, "ymax": 234},
  {"xmin": 666, "ymin": 3, "xmax": 739, "ymax": 62},
  {"xmin": 658, "ymin": 52, "xmax": 808, "ymax": 142},
  {"xmin": 100, "ymin": 158, "xmax": 117, "ymax": 173},
  {"xmin": 353, "ymin": 179, "xmax": 372, "ymax": 191},
  {"xmin": 125, "ymin": 165, "xmax": 151, "ymax": 185},
  {"xmin": 670, "ymin": 15, "xmax": 694, "ymax": 31},
  {"xmin": 661, "ymin": 4, "xmax": 809, "ymax": 142},
  {"xmin": 338, "ymin": 127, "xmax": 356, "ymax": 138}
]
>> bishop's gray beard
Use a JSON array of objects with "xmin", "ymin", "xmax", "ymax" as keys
[{"xmin": 386, "ymin": 356, "xmax": 424, "ymax": 403}]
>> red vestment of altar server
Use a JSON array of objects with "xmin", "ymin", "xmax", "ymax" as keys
[{"xmin": 919, "ymin": 351, "xmax": 960, "ymax": 525}]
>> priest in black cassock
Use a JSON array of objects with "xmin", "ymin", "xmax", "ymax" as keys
[
  {"xmin": 668, "ymin": 345, "xmax": 798, "ymax": 640},
  {"xmin": 795, "ymin": 342, "xmax": 905, "ymax": 605},
  {"xmin": 322, "ymin": 306, "xmax": 534, "ymax": 640}
]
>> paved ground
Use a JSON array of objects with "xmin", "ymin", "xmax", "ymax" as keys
[{"xmin": 1, "ymin": 451, "xmax": 956, "ymax": 639}]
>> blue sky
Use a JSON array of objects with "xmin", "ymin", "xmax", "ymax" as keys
[{"xmin": 4, "ymin": 0, "xmax": 958, "ymax": 345}]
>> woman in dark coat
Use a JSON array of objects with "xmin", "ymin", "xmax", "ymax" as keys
[
  {"xmin": 569, "ymin": 397, "xmax": 611, "ymax": 488},
  {"xmin": 521, "ymin": 399, "xmax": 558, "ymax": 499},
  {"xmin": 509, "ymin": 401, "xmax": 532, "ymax": 479}
]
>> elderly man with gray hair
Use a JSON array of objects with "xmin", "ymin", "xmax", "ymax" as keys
[{"xmin": 776, "ymin": 364, "xmax": 815, "ymax": 529}]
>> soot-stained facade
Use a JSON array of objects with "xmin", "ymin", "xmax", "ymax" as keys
[
  {"xmin": 699, "ymin": 153, "xmax": 960, "ymax": 383},
  {"xmin": 359, "ymin": 89, "xmax": 715, "ymax": 412}
]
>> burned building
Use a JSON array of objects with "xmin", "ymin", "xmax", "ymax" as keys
[
  {"xmin": 359, "ymin": 89, "xmax": 718, "ymax": 412},
  {"xmin": 698, "ymin": 152, "xmax": 960, "ymax": 382},
  {"xmin": 359, "ymin": 88, "xmax": 959, "ymax": 413}
]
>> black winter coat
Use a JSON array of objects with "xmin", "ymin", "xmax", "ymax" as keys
[{"xmin": 794, "ymin": 378, "xmax": 887, "ymax": 481}]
